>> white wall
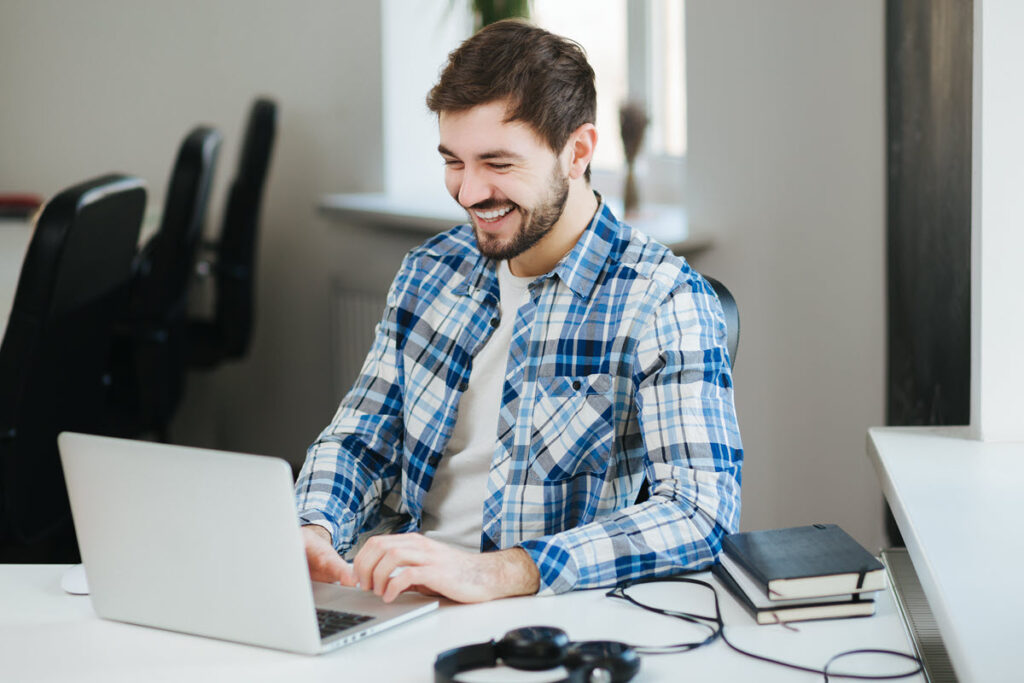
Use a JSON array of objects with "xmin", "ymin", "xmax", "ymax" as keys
[
  {"xmin": 970, "ymin": 0, "xmax": 1024, "ymax": 442},
  {"xmin": 685, "ymin": 1, "xmax": 887, "ymax": 550},
  {"xmin": 0, "ymin": 0, "xmax": 384, "ymax": 465}
]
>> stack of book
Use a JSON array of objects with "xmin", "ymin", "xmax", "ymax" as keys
[{"xmin": 712, "ymin": 524, "xmax": 886, "ymax": 625}]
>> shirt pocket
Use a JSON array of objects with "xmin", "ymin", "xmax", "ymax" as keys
[{"xmin": 529, "ymin": 372, "xmax": 615, "ymax": 480}]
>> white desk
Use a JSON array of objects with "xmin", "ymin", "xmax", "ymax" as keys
[
  {"xmin": 869, "ymin": 426, "xmax": 1022, "ymax": 682},
  {"xmin": 0, "ymin": 564, "xmax": 922, "ymax": 683}
]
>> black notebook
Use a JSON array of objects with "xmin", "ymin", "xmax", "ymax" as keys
[
  {"xmin": 721, "ymin": 524, "xmax": 885, "ymax": 601},
  {"xmin": 713, "ymin": 554, "xmax": 876, "ymax": 624}
]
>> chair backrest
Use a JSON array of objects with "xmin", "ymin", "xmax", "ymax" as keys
[
  {"xmin": 106, "ymin": 127, "xmax": 220, "ymax": 440},
  {"xmin": 0, "ymin": 174, "xmax": 145, "ymax": 553},
  {"xmin": 211, "ymin": 97, "xmax": 277, "ymax": 360},
  {"xmin": 132, "ymin": 126, "xmax": 221, "ymax": 321},
  {"xmin": 702, "ymin": 274, "xmax": 740, "ymax": 367}
]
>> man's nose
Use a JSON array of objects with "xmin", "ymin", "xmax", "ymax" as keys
[{"xmin": 457, "ymin": 168, "xmax": 490, "ymax": 208}]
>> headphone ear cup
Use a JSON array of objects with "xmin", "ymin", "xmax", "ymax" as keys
[
  {"xmin": 564, "ymin": 641, "xmax": 640, "ymax": 683},
  {"xmin": 496, "ymin": 626, "xmax": 571, "ymax": 671}
]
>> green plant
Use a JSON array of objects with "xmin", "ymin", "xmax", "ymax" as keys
[{"xmin": 469, "ymin": 0, "xmax": 531, "ymax": 30}]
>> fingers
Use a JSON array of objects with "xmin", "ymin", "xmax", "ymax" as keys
[
  {"xmin": 370, "ymin": 548, "xmax": 426, "ymax": 596},
  {"xmin": 352, "ymin": 534, "xmax": 427, "ymax": 595},
  {"xmin": 301, "ymin": 525, "xmax": 356, "ymax": 586},
  {"xmin": 348, "ymin": 535, "xmax": 538, "ymax": 604},
  {"xmin": 381, "ymin": 565, "xmax": 427, "ymax": 603},
  {"xmin": 351, "ymin": 534, "xmax": 498, "ymax": 603}
]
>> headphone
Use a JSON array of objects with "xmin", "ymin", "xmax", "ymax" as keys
[{"xmin": 433, "ymin": 625, "xmax": 640, "ymax": 683}]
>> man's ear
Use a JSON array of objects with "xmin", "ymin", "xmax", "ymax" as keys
[{"xmin": 566, "ymin": 123, "xmax": 598, "ymax": 180}]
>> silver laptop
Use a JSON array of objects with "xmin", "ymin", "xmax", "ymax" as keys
[{"xmin": 58, "ymin": 432, "xmax": 438, "ymax": 655}]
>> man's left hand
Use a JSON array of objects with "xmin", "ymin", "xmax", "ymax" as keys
[{"xmin": 350, "ymin": 533, "xmax": 540, "ymax": 603}]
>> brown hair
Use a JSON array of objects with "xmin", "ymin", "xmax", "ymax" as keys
[{"xmin": 426, "ymin": 19, "xmax": 596, "ymax": 177}]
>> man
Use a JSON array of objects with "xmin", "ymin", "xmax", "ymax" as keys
[{"xmin": 296, "ymin": 20, "xmax": 742, "ymax": 604}]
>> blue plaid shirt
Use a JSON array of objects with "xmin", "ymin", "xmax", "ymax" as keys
[{"xmin": 295, "ymin": 202, "xmax": 742, "ymax": 595}]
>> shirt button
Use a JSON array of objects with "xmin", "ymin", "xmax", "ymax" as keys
[
  {"xmin": 572, "ymin": 380, "xmax": 582, "ymax": 391},
  {"xmin": 489, "ymin": 317, "xmax": 500, "ymax": 328},
  {"xmin": 459, "ymin": 381, "xmax": 469, "ymax": 392}
]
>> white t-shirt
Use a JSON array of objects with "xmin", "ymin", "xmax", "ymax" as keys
[{"xmin": 420, "ymin": 260, "xmax": 533, "ymax": 550}]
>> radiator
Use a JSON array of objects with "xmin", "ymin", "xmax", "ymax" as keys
[
  {"xmin": 330, "ymin": 284, "xmax": 386, "ymax": 402},
  {"xmin": 882, "ymin": 548, "xmax": 958, "ymax": 683}
]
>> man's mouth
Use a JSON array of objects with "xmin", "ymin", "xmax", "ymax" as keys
[{"xmin": 473, "ymin": 205, "xmax": 515, "ymax": 223}]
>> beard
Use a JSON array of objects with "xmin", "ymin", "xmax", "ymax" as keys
[{"xmin": 467, "ymin": 164, "xmax": 570, "ymax": 262}]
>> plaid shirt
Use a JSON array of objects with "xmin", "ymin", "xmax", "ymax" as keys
[{"xmin": 295, "ymin": 202, "xmax": 742, "ymax": 595}]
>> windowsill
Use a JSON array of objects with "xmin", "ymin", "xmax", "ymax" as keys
[
  {"xmin": 867, "ymin": 426, "xmax": 1023, "ymax": 682},
  {"xmin": 318, "ymin": 192, "xmax": 712, "ymax": 257}
]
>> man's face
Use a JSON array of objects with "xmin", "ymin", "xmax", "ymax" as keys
[{"xmin": 438, "ymin": 101, "xmax": 570, "ymax": 261}]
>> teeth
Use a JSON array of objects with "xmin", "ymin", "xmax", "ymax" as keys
[{"xmin": 474, "ymin": 206, "xmax": 513, "ymax": 221}]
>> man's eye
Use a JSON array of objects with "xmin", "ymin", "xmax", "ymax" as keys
[
  {"xmin": 488, "ymin": 163, "xmax": 512, "ymax": 171},
  {"xmin": 443, "ymin": 159, "xmax": 463, "ymax": 169}
]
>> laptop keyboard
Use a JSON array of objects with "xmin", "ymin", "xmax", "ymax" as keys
[{"xmin": 316, "ymin": 608, "xmax": 374, "ymax": 638}]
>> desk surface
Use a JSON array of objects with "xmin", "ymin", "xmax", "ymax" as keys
[
  {"xmin": 1, "ymin": 564, "xmax": 921, "ymax": 683},
  {"xmin": 869, "ymin": 426, "xmax": 1023, "ymax": 683}
]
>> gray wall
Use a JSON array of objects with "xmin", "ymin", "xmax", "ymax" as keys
[
  {"xmin": 0, "ymin": 0, "xmax": 384, "ymax": 464},
  {"xmin": 686, "ymin": 0, "xmax": 887, "ymax": 550},
  {"xmin": 1, "ymin": 1, "xmax": 888, "ymax": 551}
]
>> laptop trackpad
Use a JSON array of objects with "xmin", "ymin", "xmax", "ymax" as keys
[{"xmin": 311, "ymin": 581, "xmax": 438, "ymax": 619}]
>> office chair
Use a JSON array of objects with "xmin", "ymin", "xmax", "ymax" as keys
[
  {"xmin": 703, "ymin": 274, "xmax": 739, "ymax": 367},
  {"xmin": 107, "ymin": 126, "xmax": 221, "ymax": 441},
  {"xmin": 189, "ymin": 97, "xmax": 277, "ymax": 368},
  {"xmin": 634, "ymin": 272, "xmax": 739, "ymax": 505},
  {"xmin": 0, "ymin": 174, "xmax": 146, "ymax": 562}
]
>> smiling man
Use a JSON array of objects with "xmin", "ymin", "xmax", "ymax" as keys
[{"xmin": 295, "ymin": 20, "xmax": 742, "ymax": 603}]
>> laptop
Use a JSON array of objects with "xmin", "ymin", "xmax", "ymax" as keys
[{"xmin": 58, "ymin": 432, "xmax": 438, "ymax": 655}]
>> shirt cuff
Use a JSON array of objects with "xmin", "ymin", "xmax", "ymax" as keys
[
  {"xmin": 517, "ymin": 536, "xmax": 580, "ymax": 596},
  {"xmin": 297, "ymin": 509, "xmax": 355, "ymax": 553}
]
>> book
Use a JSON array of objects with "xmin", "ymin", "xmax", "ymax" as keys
[
  {"xmin": 721, "ymin": 524, "xmax": 886, "ymax": 601},
  {"xmin": 713, "ymin": 560, "xmax": 876, "ymax": 624}
]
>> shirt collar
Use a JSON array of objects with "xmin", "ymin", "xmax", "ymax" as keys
[{"xmin": 546, "ymin": 197, "xmax": 619, "ymax": 300}]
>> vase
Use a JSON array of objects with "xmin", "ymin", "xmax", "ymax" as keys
[{"xmin": 623, "ymin": 161, "xmax": 639, "ymax": 216}]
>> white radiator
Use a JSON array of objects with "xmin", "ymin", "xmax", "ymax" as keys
[{"xmin": 330, "ymin": 283, "xmax": 386, "ymax": 402}]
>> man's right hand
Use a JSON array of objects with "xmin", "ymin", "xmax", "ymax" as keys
[{"xmin": 302, "ymin": 525, "xmax": 357, "ymax": 586}]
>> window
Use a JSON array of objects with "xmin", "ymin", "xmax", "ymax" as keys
[
  {"xmin": 534, "ymin": 0, "xmax": 687, "ymax": 203},
  {"xmin": 532, "ymin": 1, "xmax": 629, "ymax": 171},
  {"xmin": 379, "ymin": 0, "xmax": 687, "ymax": 208}
]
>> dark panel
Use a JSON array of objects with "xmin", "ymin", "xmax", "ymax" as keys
[{"xmin": 885, "ymin": 0, "xmax": 972, "ymax": 544}]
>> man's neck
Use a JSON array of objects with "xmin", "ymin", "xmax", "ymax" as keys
[{"xmin": 508, "ymin": 182, "xmax": 599, "ymax": 278}]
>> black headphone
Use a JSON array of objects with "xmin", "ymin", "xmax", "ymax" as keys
[{"xmin": 433, "ymin": 625, "xmax": 640, "ymax": 683}]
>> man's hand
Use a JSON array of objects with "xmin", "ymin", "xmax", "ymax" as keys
[
  {"xmin": 351, "ymin": 533, "xmax": 540, "ymax": 603},
  {"xmin": 302, "ymin": 525, "xmax": 357, "ymax": 586}
]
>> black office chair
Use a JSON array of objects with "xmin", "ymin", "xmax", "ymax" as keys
[
  {"xmin": 107, "ymin": 127, "xmax": 221, "ymax": 441},
  {"xmin": 189, "ymin": 98, "xmax": 277, "ymax": 368},
  {"xmin": 703, "ymin": 274, "xmax": 739, "ymax": 367},
  {"xmin": 0, "ymin": 175, "xmax": 146, "ymax": 562},
  {"xmin": 635, "ymin": 273, "xmax": 739, "ymax": 505}
]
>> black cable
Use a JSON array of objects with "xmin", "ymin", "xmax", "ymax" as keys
[
  {"xmin": 606, "ymin": 577, "xmax": 721, "ymax": 654},
  {"xmin": 606, "ymin": 576, "xmax": 923, "ymax": 681}
]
